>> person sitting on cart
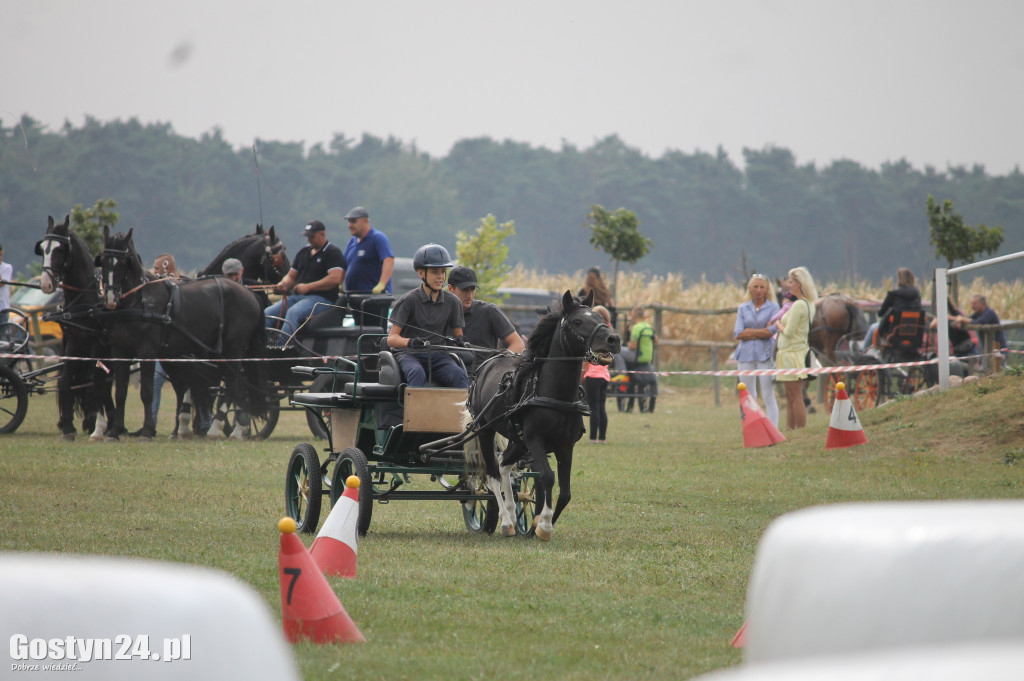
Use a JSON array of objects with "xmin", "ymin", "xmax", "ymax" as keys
[
  {"xmin": 265, "ymin": 220, "xmax": 346, "ymax": 339},
  {"xmin": 386, "ymin": 244, "xmax": 470, "ymax": 388},
  {"xmin": 446, "ymin": 265, "xmax": 525, "ymax": 373}
]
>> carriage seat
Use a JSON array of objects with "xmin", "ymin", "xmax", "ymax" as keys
[{"xmin": 880, "ymin": 308, "xmax": 927, "ymax": 359}]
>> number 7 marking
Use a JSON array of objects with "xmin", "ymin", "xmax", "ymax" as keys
[{"xmin": 284, "ymin": 567, "xmax": 301, "ymax": 605}]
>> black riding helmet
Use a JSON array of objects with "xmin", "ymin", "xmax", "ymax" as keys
[{"xmin": 412, "ymin": 243, "xmax": 454, "ymax": 270}]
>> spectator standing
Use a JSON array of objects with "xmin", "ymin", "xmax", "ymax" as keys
[
  {"xmin": 149, "ymin": 254, "xmax": 180, "ymax": 423},
  {"xmin": 733, "ymin": 274, "xmax": 781, "ymax": 427},
  {"xmin": 620, "ymin": 306, "xmax": 659, "ymax": 412},
  {"xmin": 342, "ymin": 206, "xmax": 395, "ymax": 326},
  {"xmin": 222, "ymin": 257, "xmax": 270, "ymax": 308},
  {"xmin": 775, "ymin": 266, "xmax": 818, "ymax": 430},
  {"xmin": 0, "ymin": 244, "xmax": 13, "ymax": 324},
  {"xmin": 579, "ymin": 267, "xmax": 617, "ymax": 328},
  {"xmin": 446, "ymin": 266, "xmax": 524, "ymax": 373},
  {"xmin": 581, "ymin": 305, "xmax": 613, "ymax": 444},
  {"xmin": 265, "ymin": 220, "xmax": 345, "ymax": 339}
]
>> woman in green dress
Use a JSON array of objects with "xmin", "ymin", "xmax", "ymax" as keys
[{"xmin": 774, "ymin": 266, "xmax": 818, "ymax": 430}]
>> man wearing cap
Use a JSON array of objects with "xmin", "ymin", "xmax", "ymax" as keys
[
  {"xmin": 222, "ymin": 257, "xmax": 270, "ymax": 307},
  {"xmin": 342, "ymin": 206, "xmax": 395, "ymax": 327},
  {"xmin": 264, "ymin": 219, "xmax": 346, "ymax": 339},
  {"xmin": 446, "ymin": 266, "xmax": 525, "ymax": 372}
]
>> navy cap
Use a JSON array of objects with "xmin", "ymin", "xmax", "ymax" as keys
[
  {"xmin": 345, "ymin": 206, "xmax": 369, "ymax": 220},
  {"xmin": 447, "ymin": 266, "xmax": 478, "ymax": 290},
  {"xmin": 301, "ymin": 220, "xmax": 326, "ymax": 237}
]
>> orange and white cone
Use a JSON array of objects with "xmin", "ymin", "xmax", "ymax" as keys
[
  {"xmin": 277, "ymin": 517, "xmax": 365, "ymax": 644},
  {"xmin": 310, "ymin": 475, "xmax": 360, "ymax": 578},
  {"xmin": 737, "ymin": 382, "xmax": 786, "ymax": 448},
  {"xmin": 731, "ymin": 620, "xmax": 748, "ymax": 648},
  {"xmin": 825, "ymin": 381, "xmax": 868, "ymax": 449}
]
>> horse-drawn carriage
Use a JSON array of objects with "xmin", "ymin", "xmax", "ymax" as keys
[
  {"xmin": 284, "ymin": 291, "xmax": 622, "ymax": 540},
  {"xmin": 813, "ymin": 296, "xmax": 940, "ymax": 411}
]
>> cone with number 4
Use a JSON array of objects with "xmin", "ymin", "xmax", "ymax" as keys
[
  {"xmin": 737, "ymin": 382, "xmax": 786, "ymax": 448},
  {"xmin": 310, "ymin": 475, "xmax": 360, "ymax": 578},
  {"xmin": 277, "ymin": 517, "xmax": 365, "ymax": 644},
  {"xmin": 825, "ymin": 381, "xmax": 868, "ymax": 449}
]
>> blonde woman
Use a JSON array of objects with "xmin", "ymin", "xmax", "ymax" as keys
[
  {"xmin": 733, "ymin": 274, "xmax": 780, "ymax": 427},
  {"xmin": 774, "ymin": 266, "xmax": 818, "ymax": 429}
]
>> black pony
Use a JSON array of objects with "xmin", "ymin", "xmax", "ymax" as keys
[
  {"xmin": 96, "ymin": 226, "xmax": 267, "ymax": 439},
  {"xmin": 35, "ymin": 215, "xmax": 115, "ymax": 441},
  {"xmin": 464, "ymin": 290, "xmax": 621, "ymax": 540},
  {"xmin": 198, "ymin": 224, "xmax": 290, "ymax": 286}
]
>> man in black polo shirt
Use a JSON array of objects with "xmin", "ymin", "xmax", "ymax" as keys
[
  {"xmin": 387, "ymin": 244, "xmax": 469, "ymax": 388},
  {"xmin": 446, "ymin": 266, "xmax": 525, "ymax": 373},
  {"xmin": 265, "ymin": 220, "xmax": 346, "ymax": 338}
]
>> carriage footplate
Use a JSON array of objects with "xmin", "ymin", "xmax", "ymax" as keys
[{"xmin": 377, "ymin": 473, "xmax": 407, "ymax": 503}]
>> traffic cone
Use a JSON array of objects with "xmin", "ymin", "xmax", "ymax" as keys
[
  {"xmin": 310, "ymin": 475, "xmax": 360, "ymax": 578},
  {"xmin": 737, "ymin": 382, "xmax": 786, "ymax": 448},
  {"xmin": 731, "ymin": 620, "xmax": 748, "ymax": 648},
  {"xmin": 277, "ymin": 517, "xmax": 365, "ymax": 644},
  {"xmin": 825, "ymin": 381, "xmax": 868, "ymax": 449}
]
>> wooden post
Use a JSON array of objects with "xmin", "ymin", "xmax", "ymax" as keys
[{"xmin": 711, "ymin": 347, "xmax": 720, "ymax": 407}]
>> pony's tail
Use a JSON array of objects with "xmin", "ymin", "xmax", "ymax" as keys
[
  {"xmin": 460, "ymin": 404, "xmax": 484, "ymax": 477},
  {"xmin": 242, "ymin": 308, "xmax": 269, "ymax": 418}
]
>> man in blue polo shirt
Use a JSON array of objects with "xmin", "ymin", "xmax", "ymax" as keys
[
  {"xmin": 342, "ymin": 206, "xmax": 395, "ymax": 327},
  {"xmin": 265, "ymin": 220, "xmax": 346, "ymax": 339}
]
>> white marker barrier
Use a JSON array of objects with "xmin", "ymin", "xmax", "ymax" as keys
[
  {"xmin": 0, "ymin": 553, "xmax": 299, "ymax": 680},
  {"xmin": 693, "ymin": 642, "xmax": 1024, "ymax": 681},
  {"xmin": 742, "ymin": 501, "xmax": 1024, "ymax": 664}
]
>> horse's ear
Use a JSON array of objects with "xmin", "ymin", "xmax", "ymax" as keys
[
  {"xmin": 125, "ymin": 227, "xmax": 133, "ymax": 241},
  {"xmin": 47, "ymin": 215, "xmax": 55, "ymax": 232},
  {"xmin": 103, "ymin": 225, "xmax": 110, "ymax": 241},
  {"xmin": 582, "ymin": 289, "xmax": 595, "ymax": 308},
  {"xmin": 267, "ymin": 225, "xmax": 276, "ymax": 241},
  {"xmin": 562, "ymin": 290, "xmax": 575, "ymax": 310},
  {"xmin": 61, "ymin": 215, "xmax": 70, "ymax": 230},
  {"xmin": 94, "ymin": 254, "xmax": 103, "ymax": 268},
  {"xmin": 256, "ymin": 224, "xmax": 264, "ymax": 234}
]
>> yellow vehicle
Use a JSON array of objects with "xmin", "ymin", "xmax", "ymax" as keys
[{"xmin": 8, "ymin": 278, "xmax": 63, "ymax": 346}]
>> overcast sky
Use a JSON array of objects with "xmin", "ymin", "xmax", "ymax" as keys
[{"xmin": 4, "ymin": 0, "xmax": 1023, "ymax": 174}]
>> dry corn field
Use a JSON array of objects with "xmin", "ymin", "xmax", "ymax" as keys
[{"xmin": 503, "ymin": 266, "xmax": 1024, "ymax": 369}]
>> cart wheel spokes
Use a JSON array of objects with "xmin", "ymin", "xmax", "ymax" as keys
[
  {"xmin": 0, "ymin": 365, "xmax": 29, "ymax": 435},
  {"xmin": 285, "ymin": 443, "xmax": 322, "ymax": 533},
  {"xmin": 331, "ymin": 447, "xmax": 373, "ymax": 536},
  {"xmin": 462, "ymin": 474, "xmax": 498, "ymax": 534},
  {"xmin": 513, "ymin": 473, "xmax": 538, "ymax": 537}
]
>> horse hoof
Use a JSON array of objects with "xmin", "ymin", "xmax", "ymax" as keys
[
  {"xmin": 137, "ymin": 436, "xmax": 152, "ymax": 443},
  {"xmin": 500, "ymin": 525, "xmax": 517, "ymax": 537},
  {"xmin": 89, "ymin": 434, "xmax": 103, "ymax": 442},
  {"xmin": 179, "ymin": 431, "xmax": 193, "ymax": 441},
  {"xmin": 534, "ymin": 526, "xmax": 552, "ymax": 542},
  {"xmin": 61, "ymin": 433, "xmax": 76, "ymax": 442}
]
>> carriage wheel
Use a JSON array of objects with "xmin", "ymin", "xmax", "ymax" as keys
[
  {"xmin": 0, "ymin": 364, "xmax": 29, "ymax": 435},
  {"xmin": 225, "ymin": 398, "xmax": 280, "ymax": 440},
  {"xmin": 331, "ymin": 447, "xmax": 373, "ymax": 537},
  {"xmin": 513, "ymin": 473, "xmax": 538, "ymax": 536},
  {"xmin": 285, "ymin": 443, "xmax": 322, "ymax": 534},
  {"xmin": 304, "ymin": 374, "xmax": 333, "ymax": 440},
  {"xmin": 898, "ymin": 366, "xmax": 928, "ymax": 396},
  {"xmin": 462, "ymin": 473, "xmax": 499, "ymax": 534},
  {"xmin": 851, "ymin": 369, "xmax": 882, "ymax": 410}
]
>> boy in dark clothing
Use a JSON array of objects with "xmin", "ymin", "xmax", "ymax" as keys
[{"xmin": 386, "ymin": 244, "xmax": 470, "ymax": 388}]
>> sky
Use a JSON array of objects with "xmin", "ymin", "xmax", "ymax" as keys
[{"xmin": 4, "ymin": 0, "xmax": 1024, "ymax": 175}]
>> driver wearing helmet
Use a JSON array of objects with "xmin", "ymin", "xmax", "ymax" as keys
[{"xmin": 387, "ymin": 243, "xmax": 470, "ymax": 388}]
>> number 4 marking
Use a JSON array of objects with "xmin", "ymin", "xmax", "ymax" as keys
[
  {"xmin": 284, "ymin": 567, "xmax": 301, "ymax": 605},
  {"xmin": 847, "ymin": 407, "xmax": 858, "ymax": 423}
]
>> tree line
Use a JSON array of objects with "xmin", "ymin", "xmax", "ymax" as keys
[{"xmin": 1, "ymin": 114, "xmax": 1021, "ymax": 283}]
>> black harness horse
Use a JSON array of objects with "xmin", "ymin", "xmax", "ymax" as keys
[
  {"xmin": 198, "ymin": 224, "xmax": 290, "ymax": 287},
  {"xmin": 96, "ymin": 226, "xmax": 267, "ymax": 439},
  {"xmin": 463, "ymin": 290, "xmax": 621, "ymax": 540},
  {"xmin": 35, "ymin": 215, "xmax": 115, "ymax": 441}
]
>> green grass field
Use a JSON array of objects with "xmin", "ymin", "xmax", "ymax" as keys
[{"xmin": 2, "ymin": 373, "xmax": 1023, "ymax": 680}]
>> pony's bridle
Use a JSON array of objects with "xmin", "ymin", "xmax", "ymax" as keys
[
  {"xmin": 97, "ymin": 245, "xmax": 138, "ymax": 300},
  {"xmin": 259, "ymin": 237, "xmax": 287, "ymax": 277},
  {"xmin": 34, "ymin": 234, "xmax": 97, "ymax": 293},
  {"xmin": 559, "ymin": 312, "xmax": 609, "ymax": 365}
]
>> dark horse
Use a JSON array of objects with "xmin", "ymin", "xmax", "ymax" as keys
[
  {"xmin": 96, "ymin": 226, "xmax": 267, "ymax": 439},
  {"xmin": 463, "ymin": 290, "xmax": 621, "ymax": 540},
  {"xmin": 197, "ymin": 224, "xmax": 290, "ymax": 285},
  {"xmin": 809, "ymin": 294, "xmax": 869, "ymax": 364},
  {"xmin": 35, "ymin": 215, "xmax": 115, "ymax": 441}
]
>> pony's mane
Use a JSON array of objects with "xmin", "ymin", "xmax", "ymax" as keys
[{"xmin": 523, "ymin": 301, "xmax": 566, "ymax": 359}]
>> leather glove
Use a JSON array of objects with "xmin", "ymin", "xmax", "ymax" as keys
[
  {"xmin": 407, "ymin": 337, "xmax": 427, "ymax": 349},
  {"xmin": 460, "ymin": 339, "xmax": 473, "ymax": 349},
  {"xmin": 372, "ymin": 282, "xmax": 386, "ymax": 294}
]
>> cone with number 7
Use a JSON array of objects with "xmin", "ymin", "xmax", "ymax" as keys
[
  {"xmin": 277, "ymin": 517, "xmax": 365, "ymax": 644},
  {"xmin": 825, "ymin": 381, "xmax": 868, "ymax": 449}
]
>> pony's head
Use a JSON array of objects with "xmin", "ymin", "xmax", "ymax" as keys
[
  {"xmin": 36, "ymin": 215, "xmax": 96, "ymax": 296},
  {"xmin": 97, "ymin": 225, "xmax": 143, "ymax": 310},
  {"xmin": 202, "ymin": 225, "xmax": 290, "ymax": 283},
  {"xmin": 526, "ymin": 290, "xmax": 621, "ymax": 363}
]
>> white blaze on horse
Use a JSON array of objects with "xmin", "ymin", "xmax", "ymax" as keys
[{"xmin": 463, "ymin": 290, "xmax": 621, "ymax": 540}]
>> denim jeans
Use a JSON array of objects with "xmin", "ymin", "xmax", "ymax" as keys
[
  {"xmin": 397, "ymin": 351, "xmax": 469, "ymax": 388},
  {"xmin": 265, "ymin": 294, "xmax": 333, "ymax": 338}
]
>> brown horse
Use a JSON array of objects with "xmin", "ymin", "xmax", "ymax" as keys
[{"xmin": 775, "ymin": 278, "xmax": 867, "ymax": 365}]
